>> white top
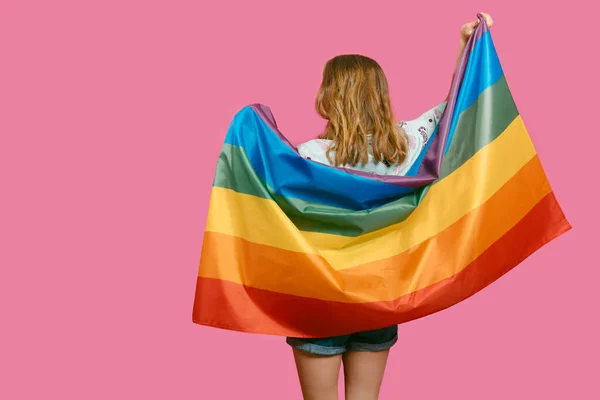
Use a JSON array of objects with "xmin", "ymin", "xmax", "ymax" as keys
[{"xmin": 296, "ymin": 101, "xmax": 447, "ymax": 176}]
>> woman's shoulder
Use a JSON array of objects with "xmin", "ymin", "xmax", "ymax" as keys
[
  {"xmin": 296, "ymin": 138, "xmax": 333, "ymax": 164},
  {"xmin": 297, "ymin": 138, "xmax": 332, "ymax": 152}
]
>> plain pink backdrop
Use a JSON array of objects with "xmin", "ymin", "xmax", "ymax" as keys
[{"xmin": 1, "ymin": 0, "xmax": 598, "ymax": 399}]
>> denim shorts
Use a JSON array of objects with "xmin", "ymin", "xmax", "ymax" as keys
[{"xmin": 286, "ymin": 325, "xmax": 398, "ymax": 355}]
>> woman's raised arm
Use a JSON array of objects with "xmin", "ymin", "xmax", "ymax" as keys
[{"xmin": 445, "ymin": 12, "xmax": 494, "ymax": 101}]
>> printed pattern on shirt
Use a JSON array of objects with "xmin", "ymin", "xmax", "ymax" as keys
[{"xmin": 296, "ymin": 101, "xmax": 447, "ymax": 177}]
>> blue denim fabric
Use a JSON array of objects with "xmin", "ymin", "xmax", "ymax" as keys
[{"xmin": 286, "ymin": 325, "xmax": 398, "ymax": 355}]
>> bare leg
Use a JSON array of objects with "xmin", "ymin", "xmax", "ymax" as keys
[
  {"xmin": 342, "ymin": 349, "xmax": 390, "ymax": 400},
  {"xmin": 291, "ymin": 347, "xmax": 343, "ymax": 400}
]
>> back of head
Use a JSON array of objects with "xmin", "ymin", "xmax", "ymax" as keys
[{"xmin": 316, "ymin": 54, "xmax": 407, "ymax": 167}]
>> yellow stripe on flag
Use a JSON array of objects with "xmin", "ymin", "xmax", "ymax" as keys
[{"xmin": 206, "ymin": 116, "xmax": 538, "ymax": 270}]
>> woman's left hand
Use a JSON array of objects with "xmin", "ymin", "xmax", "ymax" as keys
[{"xmin": 460, "ymin": 12, "xmax": 493, "ymax": 42}]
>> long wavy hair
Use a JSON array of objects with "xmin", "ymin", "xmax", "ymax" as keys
[{"xmin": 316, "ymin": 54, "xmax": 407, "ymax": 167}]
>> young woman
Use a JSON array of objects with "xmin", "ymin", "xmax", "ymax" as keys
[{"xmin": 287, "ymin": 13, "xmax": 493, "ymax": 400}]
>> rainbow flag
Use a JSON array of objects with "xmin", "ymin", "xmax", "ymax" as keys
[{"xmin": 192, "ymin": 17, "xmax": 571, "ymax": 338}]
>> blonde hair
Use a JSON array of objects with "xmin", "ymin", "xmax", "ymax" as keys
[{"xmin": 316, "ymin": 54, "xmax": 407, "ymax": 167}]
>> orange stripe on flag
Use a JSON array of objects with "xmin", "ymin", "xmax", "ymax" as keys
[
  {"xmin": 198, "ymin": 156, "xmax": 552, "ymax": 302},
  {"xmin": 192, "ymin": 192, "xmax": 571, "ymax": 337}
]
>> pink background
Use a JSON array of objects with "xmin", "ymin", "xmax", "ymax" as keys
[{"xmin": 1, "ymin": 0, "xmax": 597, "ymax": 399}]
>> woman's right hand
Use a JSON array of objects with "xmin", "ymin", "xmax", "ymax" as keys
[
  {"xmin": 460, "ymin": 13, "xmax": 493, "ymax": 43},
  {"xmin": 447, "ymin": 13, "xmax": 494, "ymax": 101}
]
